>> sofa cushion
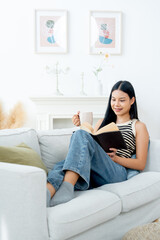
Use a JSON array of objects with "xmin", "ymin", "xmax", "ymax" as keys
[
  {"xmin": 0, "ymin": 143, "xmax": 48, "ymax": 173},
  {"xmin": 0, "ymin": 128, "xmax": 41, "ymax": 156},
  {"xmin": 98, "ymin": 172, "xmax": 160, "ymax": 212},
  {"xmin": 144, "ymin": 139, "xmax": 160, "ymax": 172},
  {"xmin": 47, "ymin": 189, "xmax": 121, "ymax": 240},
  {"xmin": 38, "ymin": 128, "xmax": 77, "ymax": 171}
]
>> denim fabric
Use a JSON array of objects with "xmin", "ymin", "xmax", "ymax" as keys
[
  {"xmin": 47, "ymin": 129, "xmax": 127, "ymax": 191},
  {"xmin": 126, "ymin": 154, "xmax": 140, "ymax": 180}
]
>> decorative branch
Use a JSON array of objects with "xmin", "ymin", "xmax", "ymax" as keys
[
  {"xmin": 0, "ymin": 102, "xmax": 6, "ymax": 129},
  {"xmin": 92, "ymin": 52, "xmax": 110, "ymax": 81},
  {"xmin": 0, "ymin": 102, "xmax": 26, "ymax": 130}
]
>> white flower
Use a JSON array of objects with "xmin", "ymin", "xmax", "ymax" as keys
[{"xmin": 93, "ymin": 52, "xmax": 110, "ymax": 81}]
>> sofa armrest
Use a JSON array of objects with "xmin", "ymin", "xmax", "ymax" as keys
[
  {"xmin": 0, "ymin": 163, "xmax": 49, "ymax": 240},
  {"xmin": 144, "ymin": 139, "xmax": 160, "ymax": 172}
]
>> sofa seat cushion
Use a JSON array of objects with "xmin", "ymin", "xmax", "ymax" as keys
[
  {"xmin": 0, "ymin": 128, "xmax": 41, "ymax": 156},
  {"xmin": 144, "ymin": 139, "xmax": 160, "ymax": 172},
  {"xmin": 38, "ymin": 128, "xmax": 77, "ymax": 171},
  {"xmin": 98, "ymin": 172, "xmax": 160, "ymax": 212},
  {"xmin": 47, "ymin": 189, "xmax": 121, "ymax": 240}
]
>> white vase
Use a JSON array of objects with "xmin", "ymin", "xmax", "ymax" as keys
[{"xmin": 95, "ymin": 80, "xmax": 103, "ymax": 96}]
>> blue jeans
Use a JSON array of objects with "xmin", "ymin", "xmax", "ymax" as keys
[{"xmin": 47, "ymin": 130, "xmax": 127, "ymax": 191}]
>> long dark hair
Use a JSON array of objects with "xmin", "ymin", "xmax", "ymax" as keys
[{"xmin": 99, "ymin": 80, "xmax": 138, "ymax": 129}]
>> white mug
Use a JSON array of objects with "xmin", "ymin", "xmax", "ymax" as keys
[{"xmin": 80, "ymin": 112, "xmax": 93, "ymax": 125}]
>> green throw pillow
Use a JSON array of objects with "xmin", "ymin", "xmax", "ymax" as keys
[{"xmin": 0, "ymin": 143, "xmax": 48, "ymax": 173}]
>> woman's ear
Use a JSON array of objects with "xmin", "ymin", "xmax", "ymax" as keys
[{"xmin": 131, "ymin": 97, "xmax": 135, "ymax": 105}]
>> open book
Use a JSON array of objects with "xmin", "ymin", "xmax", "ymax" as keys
[{"xmin": 80, "ymin": 122, "xmax": 127, "ymax": 152}]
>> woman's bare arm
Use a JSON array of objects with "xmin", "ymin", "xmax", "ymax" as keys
[{"xmin": 109, "ymin": 121, "xmax": 149, "ymax": 171}]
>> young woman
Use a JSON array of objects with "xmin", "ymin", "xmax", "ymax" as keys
[{"xmin": 46, "ymin": 80, "xmax": 149, "ymax": 207}]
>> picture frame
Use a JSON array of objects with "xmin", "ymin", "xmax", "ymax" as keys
[
  {"xmin": 89, "ymin": 11, "xmax": 122, "ymax": 55},
  {"xmin": 35, "ymin": 9, "xmax": 67, "ymax": 53}
]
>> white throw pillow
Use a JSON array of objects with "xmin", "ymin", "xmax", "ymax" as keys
[
  {"xmin": 38, "ymin": 128, "xmax": 77, "ymax": 171},
  {"xmin": 0, "ymin": 128, "xmax": 41, "ymax": 156}
]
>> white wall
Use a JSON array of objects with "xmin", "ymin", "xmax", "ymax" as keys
[{"xmin": 0, "ymin": 0, "xmax": 160, "ymax": 138}]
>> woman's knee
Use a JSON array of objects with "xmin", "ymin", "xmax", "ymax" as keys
[{"xmin": 73, "ymin": 129, "xmax": 91, "ymax": 139}]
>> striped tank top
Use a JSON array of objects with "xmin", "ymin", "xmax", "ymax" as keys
[{"xmin": 116, "ymin": 119, "xmax": 137, "ymax": 158}]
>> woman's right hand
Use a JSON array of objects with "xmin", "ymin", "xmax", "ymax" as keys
[{"xmin": 72, "ymin": 111, "xmax": 80, "ymax": 126}]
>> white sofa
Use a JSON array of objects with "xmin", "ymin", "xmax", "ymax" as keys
[{"xmin": 0, "ymin": 127, "xmax": 160, "ymax": 240}]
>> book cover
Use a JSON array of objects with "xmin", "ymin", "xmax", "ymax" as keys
[{"xmin": 80, "ymin": 122, "xmax": 127, "ymax": 152}]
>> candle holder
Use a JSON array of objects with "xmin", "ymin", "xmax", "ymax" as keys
[
  {"xmin": 79, "ymin": 72, "xmax": 87, "ymax": 96},
  {"xmin": 46, "ymin": 62, "xmax": 69, "ymax": 96}
]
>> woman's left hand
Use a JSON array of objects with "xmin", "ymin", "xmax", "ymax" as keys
[{"xmin": 107, "ymin": 148, "xmax": 117, "ymax": 162}]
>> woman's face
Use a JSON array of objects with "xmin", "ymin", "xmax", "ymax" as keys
[{"xmin": 111, "ymin": 90, "xmax": 135, "ymax": 117}]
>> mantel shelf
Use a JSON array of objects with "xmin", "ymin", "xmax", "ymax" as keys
[
  {"xmin": 30, "ymin": 96, "xmax": 107, "ymax": 103},
  {"xmin": 30, "ymin": 96, "xmax": 108, "ymax": 130}
]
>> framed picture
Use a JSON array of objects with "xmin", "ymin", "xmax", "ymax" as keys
[
  {"xmin": 35, "ymin": 9, "xmax": 67, "ymax": 53},
  {"xmin": 89, "ymin": 11, "xmax": 122, "ymax": 55}
]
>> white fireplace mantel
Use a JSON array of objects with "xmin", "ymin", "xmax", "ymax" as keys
[{"xmin": 30, "ymin": 96, "xmax": 108, "ymax": 130}]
